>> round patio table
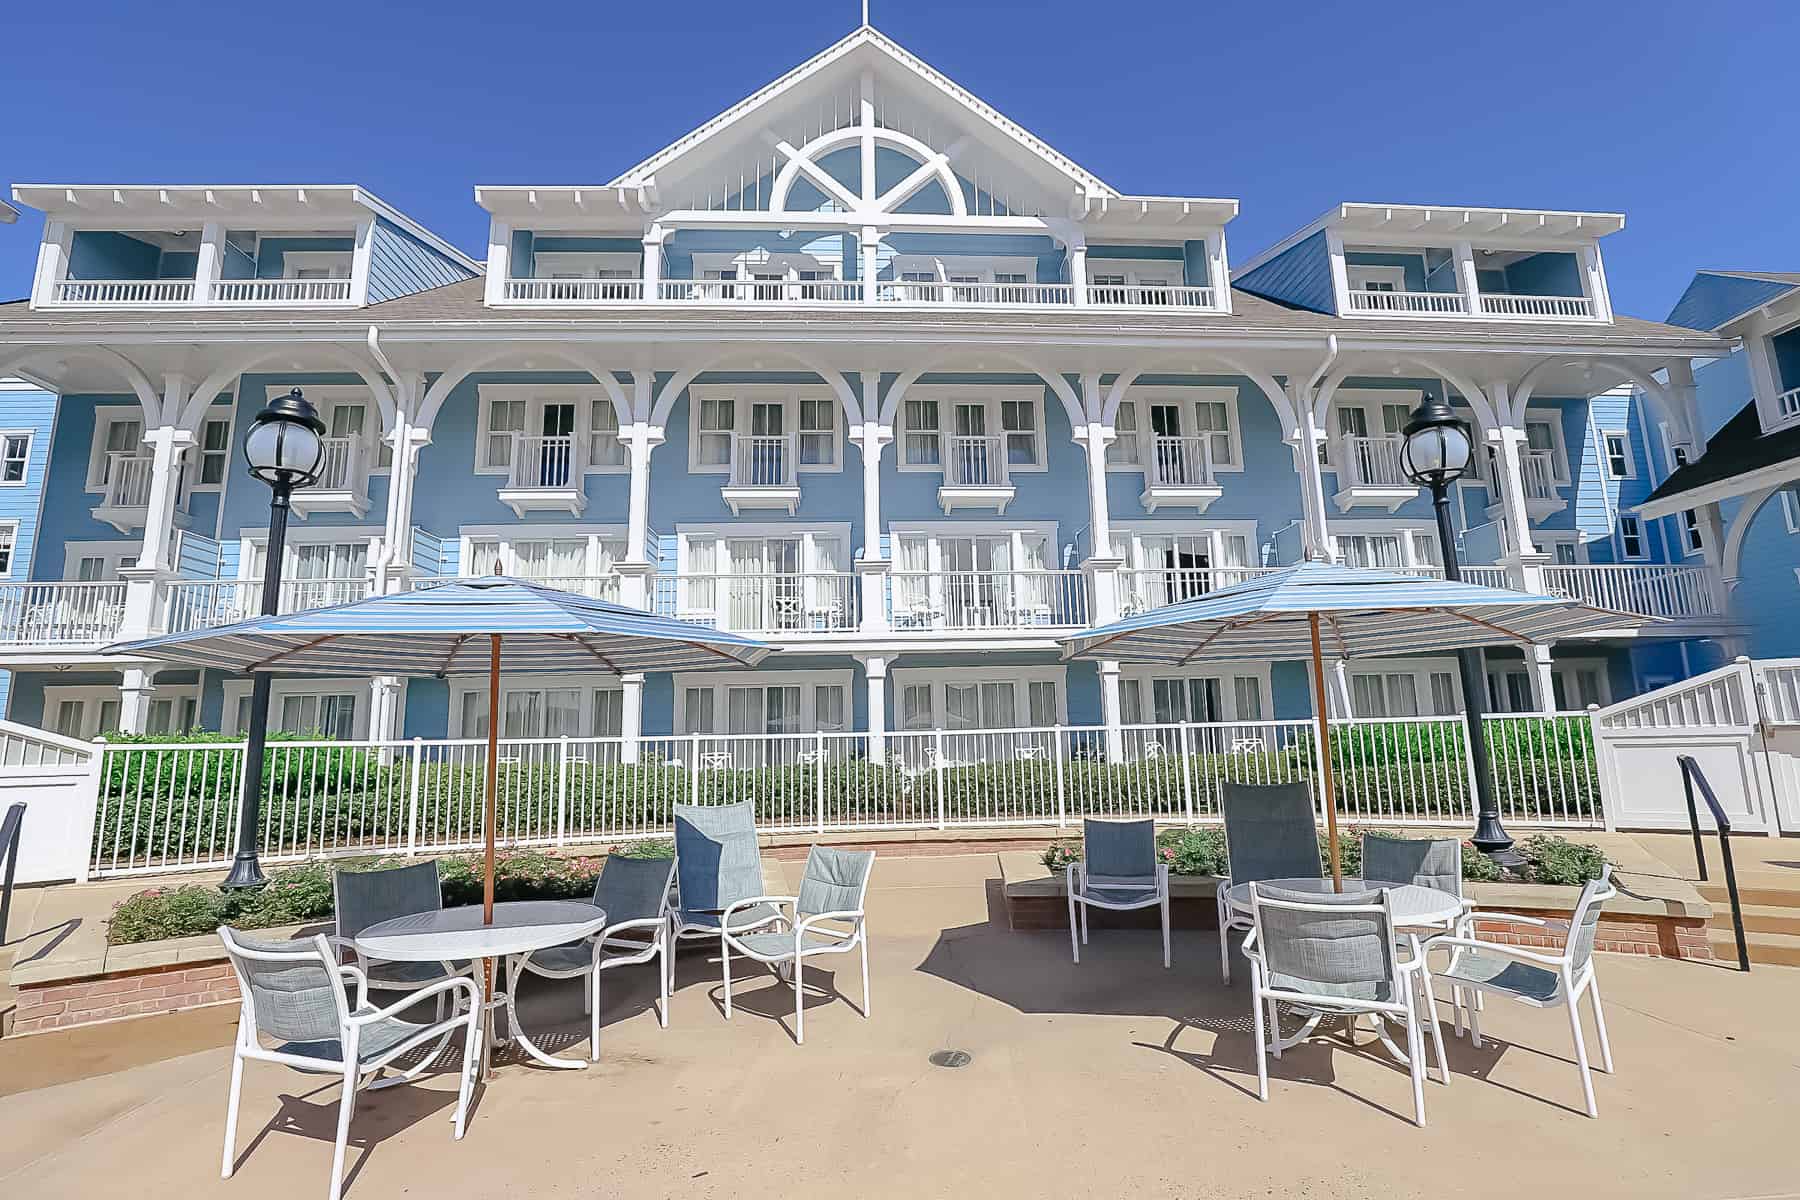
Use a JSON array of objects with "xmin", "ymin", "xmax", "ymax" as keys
[
  {"xmin": 1224, "ymin": 877, "xmax": 1462, "ymax": 930},
  {"xmin": 357, "ymin": 900, "xmax": 608, "ymax": 1076}
]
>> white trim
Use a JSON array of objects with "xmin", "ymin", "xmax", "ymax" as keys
[
  {"xmin": 1104, "ymin": 385, "xmax": 1245, "ymax": 475},
  {"xmin": 187, "ymin": 404, "xmax": 238, "ymax": 493},
  {"xmin": 1344, "ymin": 263, "xmax": 1410, "ymax": 294},
  {"xmin": 1329, "ymin": 518, "xmax": 1442, "ymax": 570},
  {"xmin": 445, "ymin": 671, "xmax": 622, "ymax": 739},
  {"xmin": 1116, "ymin": 662, "xmax": 1273, "ymax": 722},
  {"xmin": 0, "ymin": 429, "xmax": 33, "ymax": 487},
  {"xmin": 221, "ymin": 677, "xmax": 375, "ymax": 739},
  {"xmin": 85, "ymin": 407, "xmax": 146, "ymax": 493},
  {"xmin": 888, "ymin": 664, "xmax": 1069, "ymax": 730},
  {"xmin": 893, "ymin": 384, "xmax": 1047, "ymax": 475},
  {"xmin": 0, "ymin": 520, "xmax": 18, "ymax": 576},
  {"xmin": 456, "ymin": 525, "xmax": 630, "ymax": 578},
  {"xmin": 1234, "ymin": 202, "xmax": 1625, "ymax": 278},
  {"xmin": 236, "ymin": 528, "xmax": 381, "ymax": 581},
  {"xmin": 475, "ymin": 382, "xmax": 628, "ymax": 477},
  {"xmin": 1599, "ymin": 428, "xmax": 1636, "ymax": 480},
  {"xmin": 673, "ymin": 521, "xmax": 854, "ymax": 575},
  {"xmin": 672, "ymin": 667, "xmax": 856, "ymax": 736},
  {"xmin": 61, "ymin": 540, "xmax": 139, "ymax": 581},
  {"xmin": 44, "ymin": 682, "xmax": 200, "ymax": 738},
  {"xmin": 1780, "ymin": 489, "xmax": 1800, "ymax": 535},
  {"xmin": 685, "ymin": 382, "xmax": 844, "ymax": 476},
  {"xmin": 1615, "ymin": 514, "xmax": 1648, "ymax": 561}
]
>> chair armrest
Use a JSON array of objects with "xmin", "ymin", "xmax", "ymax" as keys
[
  {"xmin": 602, "ymin": 915, "xmax": 670, "ymax": 939},
  {"xmin": 349, "ymin": 973, "xmax": 480, "ymax": 1025},
  {"xmin": 795, "ymin": 909, "xmax": 865, "ymax": 939},
  {"xmin": 336, "ymin": 963, "xmax": 370, "ymax": 1012},
  {"xmin": 1462, "ymin": 909, "xmax": 1557, "ymax": 927},
  {"xmin": 1430, "ymin": 935, "xmax": 1568, "ymax": 969},
  {"xmin": 1394, "ymin": 932, "xmax": 1427, "ymax": 973},
  {"xmin": 721, "ymin": 895, "xmax": 797, "ymax": 921}
]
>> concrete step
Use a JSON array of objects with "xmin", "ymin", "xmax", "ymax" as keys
[
  {"xmin": 1705, "ymin": 904, "xmax": 1800, "ymax": 937},
  {"xmin": 1696, "ymin": 883, "xmax": 1800, "ymax": 910},
  {"xmin": 1707, "ymin": 929, "xmax": 1800, "ymax": 968}
]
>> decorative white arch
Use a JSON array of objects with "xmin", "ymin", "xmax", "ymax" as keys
[
  {"xmin": 649, "ymin": 349, "xmax": 861, "ymax": 427},
  {"xmin": 0, "ymin": 345, "xmax": 162, "ymax": 422},
  {"xmin": 1723, "ymin": 485, "xmax": 1783, "ymax": 583},
  {"xmin": 180, "ymin": 346, "xmax": 397, "ymax": 434},
  {"xmin": 879, "ymin": 351, "xmax": 1083, "ymax": 432},
  {"xmin": 768, "ymin": 124, "xmax": 966, "ymax": 218},
  {"xmin": 1314, "ymin": 355, "xmax": 1497, "ymax": 435},
  {"xmin": 417, "ymin": 345, "xmax": 631, "ymax": 432},
  {"xmin": 1096, "ymin": 354, "xmax": 1298, "ymax": 436},
  {"xmin": 1512, "ymin": 355, "xmax": 1691, "ymax": 448}
]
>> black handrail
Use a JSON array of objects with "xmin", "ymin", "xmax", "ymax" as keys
[
  {"xmin": 1677, "ymin": 754, "xmax": 1749, "ymax": 972},
  {"xmin": 0, "ymin": 802, "xmax": 22, "ymax": 945}
]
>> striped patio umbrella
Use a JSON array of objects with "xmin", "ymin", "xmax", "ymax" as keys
[
  {"xmin": 1061, "ymin": 561, "xmax": 1651, "ymax": 886},
  {"xmin": 106, "ymin": 577, "xmax": 773, "ymax": 920}
]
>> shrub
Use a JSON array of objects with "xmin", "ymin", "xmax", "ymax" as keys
[{"xmin": 1519, "ymin": 834, "xmax": 1608, "ymax": 886}]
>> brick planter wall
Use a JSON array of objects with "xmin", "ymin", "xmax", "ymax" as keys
[
  {"xmin": 10, "ymin": 962, "xmax": 239, "ymax": 1037},
  {"xmin": 1470, "ymin": 913, "xmax": 1713, "ymax": 960}
]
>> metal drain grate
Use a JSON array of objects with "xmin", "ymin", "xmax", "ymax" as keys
[{"xmin": 928, "ymin": 1049, "xmax": 972, "ymax": 1069}]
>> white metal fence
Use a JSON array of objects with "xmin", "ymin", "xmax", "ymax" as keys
[{"xmin": 84, "ymin": 713, "xmax": 1602, "ymax": 876}]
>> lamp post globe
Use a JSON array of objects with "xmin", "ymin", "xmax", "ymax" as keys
[
  {"xmin": 222, "ymin": 389, "xmax": 325, "ymax": 890},
  {"xmin": 1400, "ymin": 393, "xmax": 1523, "ymax": 869}
]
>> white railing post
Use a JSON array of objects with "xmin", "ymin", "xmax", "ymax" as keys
[
  {"xmin": 933, "ymin": 730, "xmax": 948, "ymax": 830},
  {"xmin": 1052, "ymin": 725, "xmax": 1067, "ymax": 827},
  {"xmin": 691, "ymin": 736, "xmax": 703, "ymax": 804},
  {"xmin": 815, "ymin": 732, "xmax": 827, "ymax": 833},
  {"xmin": 406, "ymin": 738, "xmax": 423, "ymax": 855},
  {"xmin": 556, "ymin": 736, "xmax": 571, "ymax": 846},
  {"xmin": 1589, "ymin": 705, "xmax": 1615, "ymax": 832},
  {"xmin": 1178, "ymin": 722, "xmax": 1194, "ymax": 823}
]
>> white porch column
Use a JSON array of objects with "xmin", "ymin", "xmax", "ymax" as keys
[
  {"xmin": 620, "ymin": 673, "xmax": 645, "ymax": 764},
  {"xmin": 1527, "ymin": 643, "xmax": 1557, "ymax": 713},
  {"xmin": 377, "ymin": 392, "xmax": 429, "ymax": 594},
  {"xmin": 642, "ymin": 227, "xmax": 664, "ymax": 298},
  {"xmin": 1744, "ymin": 332, "xmax": 1785, "ymax": 435},
  {"xmin": 861, "ymin": 226, "xmax": 881, "ymax": 305},
  {"xmin": 1488, "ymin": 385, "xmax": 1542, "ymax": 570},
  {"xmin": 191, "ymin": 222, "xmax": 223, "ymax": 306},
  {"xmin": 1291, "ymin": 385, "xmax": 1337, "ymax": 562},
  {"xmin": 1329, "ymin": 659, "xmax": 1354, "ymax": 718},
  {"xmin": 1454, "ymin": 240, "xmax": 1481, "ymax": 314},
  {"xmin": 30, "ymin": 219, "xmax": 71, "ymax": 308},
  {"xmin": 617, "ymin": 421, "xmax": 664, "ymax": 610},
  {"xmin": 1664, "ymin": 358, "xmax": 1703, "ymax": 463},
  {"xmin": 1098, "ymin": 660, "xmax": 1124, "ymax": 761},
  {"xmin": 369, "ymin": 676, "xmax": 404, "ymax": 741},
  {"xmin": 851, "ymin": 383, "xmax": 893, "ymax": 634},
  {"xmin": 120, "ymin": 413, "xmax": 197, "ymax": 641},
  {"xmin": 118, "ymin": 668, "xmax": 158, "ymax": 735},
  {"xmin": 861, "ymin": 655, "xmax": 888, "ymax": 765},
  {"xmin": 484, "ymin": 220, "xmax": 511, "ymax": 305},
  {"xmin": 1068, "ymin": 239, "xmax": 1089, "ymax": 306}
]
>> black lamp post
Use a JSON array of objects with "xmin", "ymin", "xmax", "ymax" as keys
[
  {"xmin": 1400, "ymin": 394, "xmax": 1523, "ymax": 868},
  {"xmin": 222, "ymin": 389, "xmax": 325, "ymax": 889}
]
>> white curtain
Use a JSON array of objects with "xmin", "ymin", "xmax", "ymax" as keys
[
  {"xmin": 728, "ymin": 540, "xmax": 764, "ymax": 629},
  {"xmin": 686, "ymin": 539, "xmax": 718, "ymax": 617},
  {"xmin": 981, "ymin": 682, "xmax": 1017, "ymax": 728}
]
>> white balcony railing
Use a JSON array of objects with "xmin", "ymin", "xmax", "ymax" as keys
[
  {"xmin": 1116, "ymin": 566, "xmax": 1278, "ymax": 615},
  {"xmin": 1088, "ymin": 283, "xmax": 1218, "ymax": 308},
  {"xmin": 1146, "ymin": 435, "xmax": 1216, "ymax": 488},
  {"xmin": 1345, "ymin": 289, "xmax": 1469, "ymax": 315},
  {"xmin": 0, "ymin": 582, "xmax": 129, "ymax": 645},
  {"xmin": 659, "ymin": 278, "xmax": 865, "ymax": 303},
  {"xmin": 656, "ymin": 572, "xmax": 860, "ymax": 634},
  {"xmin": 103, "ymin": 454, "xmax": 156, "ymax": 509},
  {"xmin": 877, "ymin": 280, "xmax": 1074, "ymax": 305},
  {"xmin": 210, "ymin": 278, "xmax": 352, "ymax": 303},
  {"xmin": 410, "ymin": 574, "xmax": 623, "ymax": 603},
  {"xmin": 1776, "ymin": 386, "xmax": 1800, "ymax": 422},
  {"xmin": 1401, "ymin": 565, "xmax": 1514, "ymax": 589},
  {"xmin": 52, "ymin": 279, "xmax": 196, "ymax": 305},
  {"xmin": 505, "ymin": 278, "xmax": 646, "ymax": 302},
  {"xmin": 888, "ymin": 570, "xmax": 1088, "ymax": 630},
  {"xmin": 727, "ymin": 434, "xmax": 797, "ymax": 488},
  {"xmin": 1339, "ymin": 434, "xmax": 1409, "ymax": 487},
  {"xmin": 1478, "ymin": 293, "xmax": 1596, "ymax": 319},
  {"xmin": 1521, "ymin": 449, "xmax": 1558, "ymax": 501},
  {"xmin": 164, "ymin": 577, "xmax": 369, "ymax": 634},
  {"xmin": 942, "ymin": 435, "xmax": 1009, "ymax": 489},
  {"xmin": 306, "ymin": 437, "xmax": 365, "ymax": 492},
  {"xmin": 506, "ymin": 435, "xmax": 578, "ymax": 490},
  {"xmin": 1541, "ymin": 564, "xmax": 1721, "ymax": 621}
]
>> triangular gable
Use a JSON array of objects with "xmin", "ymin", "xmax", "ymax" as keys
[
  {"xmin": 1666, "ymin": 270, "xmax": 1800, "ymax": 332},
  {"xmin": 607, "ymin": 26, "xmax": 1117, "ymax": 215}
]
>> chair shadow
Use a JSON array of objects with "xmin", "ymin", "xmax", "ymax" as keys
[{"xmin": 703, "ymin": 959, "xmax": 857, "ymax": 1045}]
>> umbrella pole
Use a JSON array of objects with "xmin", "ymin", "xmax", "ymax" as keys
[
  {"xmin": 1309, "ymin": 613, "xmax": 1343, "ymax": 893},
  {"xmin": 485, "ymin": 634, "xmax": 500, "ymax": 925}
]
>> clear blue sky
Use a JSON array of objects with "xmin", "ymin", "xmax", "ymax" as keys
[{"xmin": 3, "ymin": 0, "xmax": 1794, "ymax": 319}]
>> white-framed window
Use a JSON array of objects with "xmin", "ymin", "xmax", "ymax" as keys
[
  {"xmin": 897, "ymin": 386, "xmax": 1046, "ymax": 474},
  {"xmin": 674, "ymin": 668, "xmax": 854, "ymax": 737},
  {"xmin": 46, "ymin": 683, "xmax": 199, "ymax": 738},
  {"xmin": 1118, "ymin": 664, "xmax": 1269, "ymax": 723},
  {"xmin": 676, "ymin": 523, "xmax": 851, "ymax": 625},
  {"xmin": 1340, "ymin": 659, "xmax": 1464, "ymax": 717},
  {"xmin": 0, "ymin": 432, "xmax": 31, "ymax": 485},
  {"xmin": 890, "ymin": 255, "xmax": 1036, "ymax": 295},
  {"xmin": 1523, "ymin": 414, "xmax": 1571, "ymax": 484},
  {"xmin": 223, "ymin": 678, "xmax": 371, "ymax": 739},
  {"xmin": 1086, "ymin": 257, "xmax": 1183, "ymax": 293},
  {"xmin": 449, "ymin": 673, "xmax": 623, "ymax": 740},
  {"xmin": 1617, "ymin": 515, "xmax": 1647, "ymax": 560},
  {"xmin": 1481, "ymin": 659, "xmax": 1612, "ymax": 714},
  {"xmin": 533, "ymin": 251, "xmax": 641, "ymax": 281},
  {"xmin": 1330, "ymin": 521, "xmax": 1441, "ymax": 571},
  {"xmin": 475, "ymin": 385, "xmax": 622, "ymax": 476},
  {"xmin": 1108, "ymin": 387, "xmax": 1244, "ymax": 473},
  {"xmin": 1326, "ymin": 390, "xmax": 1417, "ymax": 474},
  {"xmin": 63, "ymin": 540, "xmax": 139, "ymax": 581},
  {"xmin": 1108, "ymin": 522, "xmax": 1258, "ymax": 607},
  {"xmin": 1537, "ymin": 533, "xmax": 1583, "ymax": 565},
  {"xmin": 86, "ymin": 409, "xmax": 146, "ymax": 491},
  {"xmin": 241, "ymin": 530, "xmax": 378, "ymax": 591},
  {"xmin": 685, "ymin": 385, "xmax": 841, "ymax": 474},
  {"xmin": 1601, "ymin": 430, "xmax": 1635, "ymax": 480},
  {"xmin": 1680, "ymin": 510, "xmax": 1706, "ymax": 556},
  {"xmin": 0, "ymin": 522, "xmax": 17, "ymax": 575},
  {"xmin": 692, "ymin": 250, "xmax": 845, "ymax": 297},
  {"xmin": 194, "ymin": 411, "xmax": 233, "ymax": 487},
  {"xmin": 281, "ymin": 250, "xmax": 353, "ymax": 280},
  {"xmin": 1780, "ymin": 489, "xmax": 1800, "ymax": 535},
  {"xmin": 461, "ymin": 525, "xmax": 628, "ymax": 584},
  {"xmin": 1346, "ymin": 263, "xmax": 1409, "ymax": 294},
  {"xmin": 891, "ymin": 666, "xmax": 1066, "ymax": 731}
]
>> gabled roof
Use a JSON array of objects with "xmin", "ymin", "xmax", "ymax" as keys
[
  {"xmin": 1639, "ymin": 398, "xmax": 1800, "ymax": 517},
  {"xmin": 605, "ymin": 25, "xmax": 1117, "ymax": 202},
  {"xmin": 1665, "ymin": 270, "xmax": 1800, "ymax": 333}
]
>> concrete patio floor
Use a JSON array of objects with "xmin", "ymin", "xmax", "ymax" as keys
[{"xmin": 2, "ymin": 851, "xmax": 1797, "ymax": 1200}]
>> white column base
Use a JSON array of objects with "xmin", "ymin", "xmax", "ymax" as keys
[
  {"xmin": 118, "ymin": 668, "xmax": 158, "ymax": 734},
  {"xmin": 862, "ymin": 655, "xmax": 888, "ymax": 765},
  {"xmin": 1528, "ymin": 644, "xmax": 1556, "ymax": 713},
  {"xmin": 1099, "ymin": 660, "xmax": 1124, "ymax": 761},
  {"xmin": 621, "ymin": 673, "xmax": 645, "ymax": 764}
]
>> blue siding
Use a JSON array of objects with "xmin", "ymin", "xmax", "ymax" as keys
[
  {"xmin": 1501, "ymin": 251, "xmax": 1582, "ymax": 298},
  {"xmin": 1234, "ymin": 231, "xmax": 1334, "ymax": 313},
  {"xmin": 1666, "ymin": 271, "xmax": 1800, "ymax": 332},
  {"xmin": 366, "ymin": 217, "xmax": 478, "ymax": 304},
  {"xmin": 0, "ymin": 387, "xmax": 57, "ymax": 717},
  {"xmin": 66, "ymin": 231, "xmax": 166, "ymax": 281}
]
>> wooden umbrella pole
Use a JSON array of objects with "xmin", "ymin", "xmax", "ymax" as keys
[
  {"xmin": 1309, "ymin": 613, "xmax": 1343, "ymax": 893},
  {"xmin": 485, "ymin": 634, "xmax": 500, "ymax": 925}
]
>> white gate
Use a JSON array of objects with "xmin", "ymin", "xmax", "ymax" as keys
[
  {"xmin": 1592, "ymin": 657, "xmax": 1800, "ymax": 835},
  {"xmin": 0, "ymin": 721, "xmax": 103, "ymax": 883}
]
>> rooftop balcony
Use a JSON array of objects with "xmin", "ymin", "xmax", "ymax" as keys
[
  {"xmin": 39, "ymin": 224, "xmax": 358, "ymax": 310},
  {"xmin": 1540, "ymin": 563, "xmax": 1722, "ymax": 623}
]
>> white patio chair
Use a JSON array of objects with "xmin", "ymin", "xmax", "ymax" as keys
[
  {"xmin": 1216, "ymin": 780, "xmax": 1323, "ymax": 982},
  {"xmin": 1242, "ymin": 885, "xmax": 1446, "ymax": 1127},
  {"xmin": 670, "ymin": 801, "xmax": 785, "ymax": 988},
  {"xmin": 1067, "ymin": 817, "xmax": 1171, "ymax": 968},
  {"xmin": 514, "ymin": 854, "xmax": 676, "ymax": 1054},
  {"xmin": 332, "ymin": 861, "xmax": 473, "ymax": 1010},
  {"xmin": 218, "ymin": 929, "xmax": 481, "ymax": 1200},
  {"xmin": 1429, "ymin": 866, "xmax": 1618, "ymax": 1117},
  {"xmin": 1360, "ymin": 835, "xmax": 1471, "ymax": 939},
  {"xmin": 719, "ymin": 845, "xmax": 875, "ymax": 1045}
]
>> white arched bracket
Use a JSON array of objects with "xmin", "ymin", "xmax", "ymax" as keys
[
  {"xmin": 179, "ymin": 345, "xmax": 399, "ymax": 435},
  {"xmin": 417, "ymin": 345, "xmax": 631, "ymax": 433},
  {"xmin": 880, "ymin": 353, "xmax": 1082, "ymax": 433},
  {"xmin": 1512, "ymin": 355, "xmax": 1695, "ymax": 455},
  {"xmin": 648, "ymin": 351, "xmax": 861, "ymax": 428},
  {"xmin": 1314, "ymin": 355, "xmax": 1497, "ymax": 438},
  {"xmin": 1097, "ymin": 354, "xmax": 1297, "ymax": 437},
  {"xmin": 1722, "ymin": 485, "xmax": 1784, "ymax": 588},
  {"xmin": 0, "ymin": 345, "xmax": 162, "ymax": 423}
]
